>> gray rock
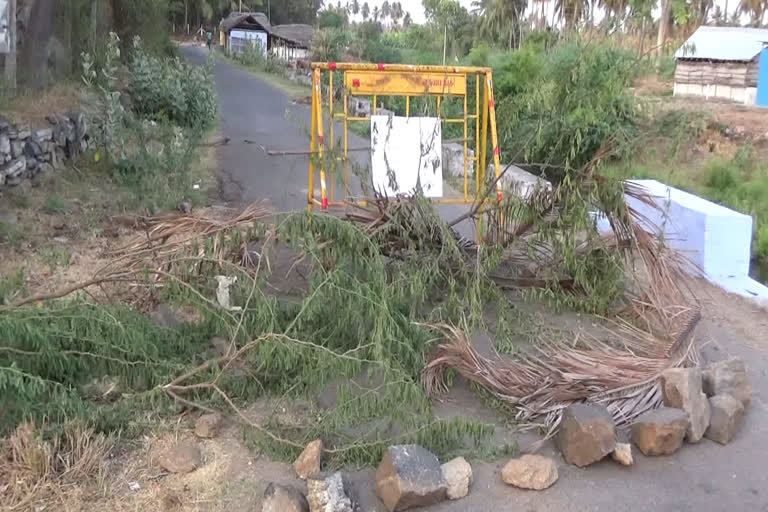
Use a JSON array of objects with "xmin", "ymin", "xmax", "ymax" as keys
[
  {"xmin": 7, "ymin": 126, "xmax": 17, "ymax": 138},
  {"xmin": 53, "ymin": 123, "xmax": 68, "ymax": 146},
  {"xmin": 376, "ymin": 445, "xmax": 447, "ymax": 511},
  {"xmin": 10, "ymin": 139, "xmax": 23, "ymax": 158},
  {"xmin": 441, "ymin": 457, "xmax": 472, "ymax": 500},
  {"xmin": 307, "ymin": 472, "xmax": 353, "ymax": 512},
  {"xmin": 17, "ymin": 125, "xmax": 31, "ymax": 139},
  {"xmin": 24, "ymin": 137, "xmax": 43, "ymax": 159},
  {"xmin": 26, "ymin": 158, "xmax": 38, "ymax": 172},
  {"xmin": 703, "ymin": 357, "xmax": 751, "ymax": 408},
  {"xmin": 0, "ymin": 134, "xmax": 9, "ymax": 155},
  {"xmin": 501, "ymin": 454, "xmax": 558, "ymax": 490},
  {"xmin": 36, "ymin": 128, "xmax": 53, "ymax": 142},
  {"xmin": 194, "ymin": 413, "xmax": 223, "ymax": 439},
  {"xmin": 262, "ymin": 483, "xmax": 309, "ymax": 512},
  {"xmin": 0, "ymin": 115, "xmax": 8, "ymax": 131},
  {"xmin": 2, "ymin": 157, "xmax": 26, "ymax": 178},
  {"xmin": 156, "ymin": 440, "xmax": 202, "ymax": 474},
  {"xmin": 661, "ymin": 367, "xmax": 711, "ymax": 443},
  {"xmin": 632, "ymin": 407, "xmax": 689, "ymax": 456},
  {"xmin": 5, "ymin": 176, "xmax": 22, "ymax": 186},
  {"xmin": 556, "ymin": 403, "xmax": 616, "ymax": 467},
  {"xmin": 705, "ymin": 394, "xmax": 744, "ymax": 445}
]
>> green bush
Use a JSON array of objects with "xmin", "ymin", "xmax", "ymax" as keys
[
  {"xmin": 496, "ymin": 41, "xmax": 639, "ymax": 180},
  {"xmin": 493, "ymin": 47, "xmax": 543, "ymax": 98},
  {"xmin": 468, "ymin": 43, "xmax": 491, "ymax": 67},
  {"xmin": 129, "ymin": 37, "xmax": 217, "ymax": 128},
  {"xmin": 363, "ymin": 39, "xmax": 403, "ymax": 64}
]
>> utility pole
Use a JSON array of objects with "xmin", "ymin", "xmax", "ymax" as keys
[
  {"xmin": 442, "ymin": 25, "xmax": 447, "ymax": 65},
  {"xmin": 4, "ymin": 0, "xmax": 16, "ymax": 90}
]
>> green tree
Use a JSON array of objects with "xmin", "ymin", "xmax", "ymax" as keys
[
  {"xmin": 403, "ymin": 11, "xmax": 412, "ymax": 26},
  {"xmin": 475, "ymin": 0, "xmax": 526, "ymax": 49},
  {"xmin": 382, "ymin": 0, "xmax": 391, "ymax": 20}
]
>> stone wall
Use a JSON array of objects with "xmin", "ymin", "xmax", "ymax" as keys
[{"xmin": 0, "ymin": 112, "xmax": 88, "ymax": 188}]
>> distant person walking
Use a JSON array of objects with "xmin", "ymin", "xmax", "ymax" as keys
[{"xmin": 206, "ymin": 30, "xmax": 213, "ymax": 51}]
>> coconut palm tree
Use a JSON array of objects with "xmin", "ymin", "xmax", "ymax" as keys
[
  {"xmin": 382, "ymin": 0, "xmax": 391, "ymax": 20},
  {"xmin": 739, "ymin": 0, "xmax": 766, "ymax": 25},
  {"xmin": 362, "ymin": 1, "xmax": 370, "ymax": 20},
  {"xmin": 351, "ymin": 0, "xmax": 360, "ymax": 15},
  {"xmin": 373, "ymin": 5, "xmax": 380, "ymax": 21},
  {"xmin": 403, "ymin": 11, "xmax": 412, "ymax": 27},
  {"xmin": 477, "ymin": 0, "xmax": 526, "ymax": 47}
]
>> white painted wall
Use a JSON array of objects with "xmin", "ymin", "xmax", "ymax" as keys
[
  {"xmin": 228, "ymin": 29, "xmax": 267, "ymax": 56},
  {"xmin": 270, "ymin": 44, "xmax": 309, "ymax": 62},
  {"xmin": 598, "ymin": 179, "xmax": 768, "ymax": 299},
  {"xmin": 673, "ymin": 82, "xmax": 757, "ymax": 105}
]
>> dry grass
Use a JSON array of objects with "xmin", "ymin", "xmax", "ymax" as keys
[
  {"xmin": 0, "ymin": 422, "xmax": 113, "ymax": 510},
  {"xmin": 3, "ymin": 83, "xmax": 81, "ymax": 126}
]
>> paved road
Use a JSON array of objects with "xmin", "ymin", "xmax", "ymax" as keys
[
  {"xmin": 184, "ymin": 45, "xmax": 369, "ymax": 212},
  {"xmin": 183, "ymin": 45, "xmax": 473, "ymax": 237}
]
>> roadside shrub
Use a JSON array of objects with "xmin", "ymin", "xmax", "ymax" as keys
[
  {"xmin": 362, "ymin": 39, "xmax": 403, "ymax": 64},
  {"xmin": 493, "ymin": 47, "xmax": 543, "ymax": 98},
  {"xmin": 496, "ymin": 41, "xmax": 639, "ymax": 180},
  {"xmin": 311, "ymin": 28, "xmax": 347, "ymax": 62},
  {"xmin": 129, "ymin": 37, "xmax": 217, "ymax": 128},
  {"xmin": 468, "ymin": 43, "xmax": 491, "ymax": 67}
]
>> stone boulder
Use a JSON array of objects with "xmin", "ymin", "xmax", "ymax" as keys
[
  {"xmin": 156, "ymin": 440, "xmax": 202, "ymax": 473},
  {"xmin": 660, "ymin": 367, "xmax": 711, "ymax": 443},
  {"xmin": 375, "ymin": 445, "xmax": 447, "ymax": 511},
  {"xmin": 703, "ymin": 357, "xmax": 752, "ymax": 408},
  {"xmin": 631, "ymin": 407, "xmax": 689, "ymax": 456},
  {"xmin": 556, "ymin": 403, "xmax": 616, "ymax": 467},
  {"xmin": 501, "ymin": 454, "xmax": 559, "ymax": 490},
  {"xmin": 441, "ymin": 456, "xmax": 472, "ymax": 500},
  {"xmin": 705, "ymin": 394, "xmax": 745, "ymax": 445},
  {"xmin": 294, "ymin": 439, "xmax": 323, "ymax": 479},
  {"xmin": 194, "ymin": 413, "xmax": 223, "ymax": 439},
  {"xmin": 611, "ymin": 442, "xmax": 633, "ymax": 466},
  {"xmin": 307, "ymin": 472, "xmax": 353, "ymax": 512},
  {"xmin": 262, "ymin": 483, "xmax": 309, "ymax": 512}
]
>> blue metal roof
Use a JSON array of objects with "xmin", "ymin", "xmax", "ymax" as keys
[{"xmin": 675, "ymin": 26, "xmax": 768, "ymax": 61}]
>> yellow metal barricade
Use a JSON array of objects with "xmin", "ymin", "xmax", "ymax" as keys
[{"xmin": 308, "ymin": 62, "xmax": 503, "ymax": 211}]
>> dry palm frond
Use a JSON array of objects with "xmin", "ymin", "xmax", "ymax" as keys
[
  {"xmin": 422, "ymin": 311, "xmax": 700, "ymax": 429},
  {"xmin": 104, "ymin": 201, "xmax": 272, "ymax": 274}
]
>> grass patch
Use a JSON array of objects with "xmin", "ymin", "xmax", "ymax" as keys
[
  {"xmin": 42, "ymin": 195, "xmax": 68, "ymax": 215},
  {"xmin": 39, "ymin": 246, "xmax": 72, "ymax": 271},
  {"xmin": 218, "ymin": 49, "xmax": 310, "ymax": 100}
]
